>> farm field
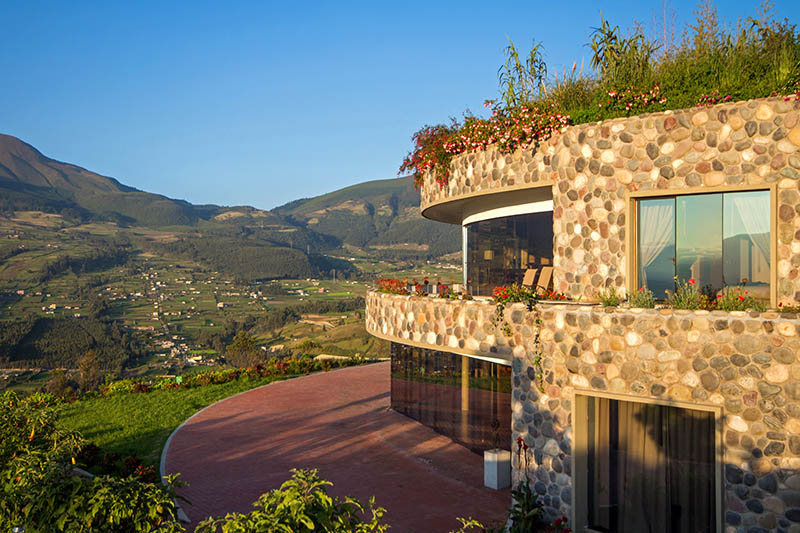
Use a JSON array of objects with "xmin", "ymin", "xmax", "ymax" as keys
[{"xmin": 0, "ymin": 212, "xmax": 456, "ymax": 393}]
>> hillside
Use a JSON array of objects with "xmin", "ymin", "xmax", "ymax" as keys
[
  {"xmin": 275, "ymin": 176, "xmax": 460, "ymax": 257},
  {"xmin": 0, "ymin": 134, "xmax": 459, "ymax": 261}
]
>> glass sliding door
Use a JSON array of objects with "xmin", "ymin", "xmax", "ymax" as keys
[
  {"xmin": 638, "ymin": 198, "xmax": 676, "ymax": 298},
  {"xmin": 636, "ymin": 190, "xmax": 771, "ymax": 302},
  {"xmin": 676, "ymin": 194, "xmax": 723, "ymax": 291},
  {"xmin": 581, "ymin": 395, "xmax": 717, "ymax": 533},
  {"xmin": 723, "ymin": 190, "xmax": 771, "ymax": 301}
]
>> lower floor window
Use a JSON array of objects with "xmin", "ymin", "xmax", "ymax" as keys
[
  {"xmin": 390, "ymin": 343, "xmax": 511, "ymax": 453},
  {"xmin": 577, "ymin": 395, "xmax": 717, "ymax": 533}
]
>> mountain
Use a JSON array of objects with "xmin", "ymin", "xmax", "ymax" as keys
[
  {"xmin": 275, "ymin": 177, "xmax": 460, "ymax": 257},
  {"xmin": 0, "ymin": 134, "xmax": 202, "ymax": 226},
  {"xmin": 0, "ymin": 133, "xmax": 459, "ymax": 269}
]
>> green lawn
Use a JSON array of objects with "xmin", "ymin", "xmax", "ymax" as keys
[{"xmin": 59, "ymin": 375, "xmax": 290, "ymax": 468}]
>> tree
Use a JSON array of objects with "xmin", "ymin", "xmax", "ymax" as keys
[
  {"xmin": 225, "ymin": 330, "xmax": 263, "ymax": 368},
  {"xmin": 78, "ymin": 349, "xmax": 102, "ymax": 391}
]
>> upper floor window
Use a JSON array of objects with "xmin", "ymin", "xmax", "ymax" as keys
[
  {"xmin": 465, "ymin": 211, "xmax": 553, "ymax": 297},
  {"xmin": 636, "ymin": 190, "xmax": 770, "ymax": 302}
]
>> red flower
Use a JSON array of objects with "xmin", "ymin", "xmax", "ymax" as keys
[{"xmin": 688, "ymin": 279, "xmax": 696, "ymax": 285}]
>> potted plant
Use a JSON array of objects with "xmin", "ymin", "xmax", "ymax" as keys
[{"xmin": 484, "ymin": 419, "xmax": 511, "ymax": 490}]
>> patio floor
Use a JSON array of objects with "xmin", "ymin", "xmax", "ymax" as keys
[{"xmin": 163, "ymin": 362, "xmax": 511, "ymax": 532}]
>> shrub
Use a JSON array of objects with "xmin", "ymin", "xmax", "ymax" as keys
[
  {"xmin": 628, "ymin": 286, "xmax": 656, "ymax": 308},
  {"xmin": 401, "ymin": 5, "xmax": 800, "ymax": 186},
  {"xmin": 596, "ymin": 286, "xmax": 621, "ymax": 307},
  {"xmin": 667, "ymin": 277, "xmax": 708, "ymax": 310},
  {"xmin": 713, "ymin": 286, "xmax": 766, "ymax": 312},
  {"xmin": 195, "ymin": 468, "xmax": 389, "ymax": 533},
  {"xmin": 0, "ymin": 391, "xmax": 184, "ymax": 532}
]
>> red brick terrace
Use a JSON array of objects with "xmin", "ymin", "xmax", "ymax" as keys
[{"xmin": 163, "ymin": 362, "xmax": 510, "ymax": 532}]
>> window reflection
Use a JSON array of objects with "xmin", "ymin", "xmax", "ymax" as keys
[
  {"xmin": 638, "ymin": 199, "xmax": 675, "ymax": 298},
  {"xmin": 466, "ymin": 212, "xmax": 553, "ymax": 296},
  {"xmin": 390, "ymin": 343, "xmax": 512, "ymax": 454},
  {"xmin": 637, "ymin": 190, "xmax": 770, "ymax": 302},
  {"xmin": 676, "ymin": 194, "xmax": 722, "ymax": 291},
  {"xmin": 723, "ymin": 191, "xmax": 770, "ymax": 300}
]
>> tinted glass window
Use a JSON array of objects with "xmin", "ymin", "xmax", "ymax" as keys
[
  {"xmin": 676, "ymin": 194, "xmax": 722, "ymax": 291},
  {"xmin": 582, "ymin": 396, "xmax": 716, "ymax": 533},
  {"xmin": 638, "ymin": 198, "xmax": 675, "ymax": 298},
  {"xmin": 390, "ymin": 343, "xmax": 512, "ymax": 454},
  {"xmin": 466, "ymin": 211, "xmax": 553, "ymax": 296}
]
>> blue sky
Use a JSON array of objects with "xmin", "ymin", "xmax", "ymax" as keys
[{"xmin": 1, "ymin": 1, "xmax": 797, "ymax": 210}]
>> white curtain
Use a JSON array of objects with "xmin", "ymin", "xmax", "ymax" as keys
[
  {"xmin": 728, "ymin": 194, "xmax": 770, "ymax": 266},
  {"xmin": 639, "ymin": 203, "xmax": 674, "ymax": 287}
]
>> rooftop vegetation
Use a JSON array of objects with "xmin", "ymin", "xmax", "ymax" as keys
[{"xmin": 401, "ymin": 1, "xmax": 800, "ymax": 187}]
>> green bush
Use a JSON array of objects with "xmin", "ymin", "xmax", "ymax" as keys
[
  {"xmin": 596, "ymin": 286, "xmax": 621, "ymax": 307},
  {"xmin": 628, "ymin": 286, "xmax": 656, "ymax": 308},
  {"xmin": 195, "ymin": 468, "xmax": 388, "ymax": 533},
  {"xmin": 712, "ymin": 286, "xmax": 766, "ymax": 311},
  {"xmin": 667, "ymin": 277, "xmax": 708, "ymax": 310},
  {"xmin": 0, "ymin": 391, "xmax": 184, "ymax": 532}
]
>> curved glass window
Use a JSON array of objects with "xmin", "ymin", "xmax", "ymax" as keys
[
  {"xmin": 390, "ymin": 343, "xmax": 511, "ymax": 454},
  {"xmin": 465, "ymin": 211, "xmax": 554, "ymax": 296}
]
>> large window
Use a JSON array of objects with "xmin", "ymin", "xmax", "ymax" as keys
[
  {"xmin": 637, "ymin": 190, "xmax": 770, "ymax": 301},
  {"xmin": 575, "ymin": 395, "xmax": 718, "ymax": 533},
  {"xmin": 466, "ymin": 211, "xmax": 553, "ymax": 296},
  {"xmin": 390, "ymin": 343, "xmax": 511, "ymax": 454}
]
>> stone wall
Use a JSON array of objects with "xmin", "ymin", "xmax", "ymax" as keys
[
  {"xmin": 366, "ymin": 291, "xmax": 800, "ymax": 531},
  {"xmin": 366, "ymin": 290, "xmax": 512, "ymax": 362},
  {"xmin": 420, "ymin": 97, "xmax": 800, "ymax": 304}
]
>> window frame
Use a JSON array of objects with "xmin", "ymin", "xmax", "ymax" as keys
[
  {"xmin": 572, "ymin": 390, "xmax": 724, "ymax": 533},
  {"xmin": 626, "ymin": 184, "xmax": 777, "ymax": 308}
]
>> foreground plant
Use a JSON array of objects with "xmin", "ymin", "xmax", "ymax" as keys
[
  {"xmin": 453, "ymin": 480, "xmax": 571, "ymax": 533},
  {"xmin": 667, "ymin": 277, "xmax": 707, "ymax": 310},
  {"xmin": 0, "ymin": 391, "xmax": 184, "ymax": 532},
  {"xmin": 713, "ymin": 286, "xmax": 766, "ymax": 312},
  {"xmin": 195, "ymin": 468, "xmax": 388, "ymax": 532},
  {"xmin": 628, "ymin": 286, "xmax": 656, "ymax": 308}
]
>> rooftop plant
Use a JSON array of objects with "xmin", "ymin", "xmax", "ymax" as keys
[{"xmin": 401, "ymin": 0, "xmax": 800, "ymax": 188}]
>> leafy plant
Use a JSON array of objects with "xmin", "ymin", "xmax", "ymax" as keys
[
  {"xmin": 628, "ymin": 286, "xmax": 656, "ymax": 308},
  {"xmin": 195, "ymin": 468, "xmax": 389, "ymax": 532},
  {"xmin": 0, "ymin": 391, "xmax": 184, "ymax": 532},
  {"xmin": 712, "ymin": 286, "xmax": 766, "ymax": 311},
  {"xmin": 667, "ymin": 277, "xmax": 708, "ymax": 310},
  {"xmin": 590, "ymin": 14, "xmax": 658, "ymax": 90},
  {"xmin": 596, "ymin": 286, "xmax": 621, "ymax": 307},
  {"xmin": 498, "ymin": 39, "xmax": 548, "ymax": 108}
]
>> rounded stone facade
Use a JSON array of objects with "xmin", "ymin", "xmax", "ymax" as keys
[{"xmin": 420, "ymin": 97, "xmax": 800, "ymax": 304}]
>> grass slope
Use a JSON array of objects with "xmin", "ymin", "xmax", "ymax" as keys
[{"xmin": 59, "ymin": 375, "xmax": 290, "ymax": 468}]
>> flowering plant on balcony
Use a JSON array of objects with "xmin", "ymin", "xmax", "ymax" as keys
[
  {"xmin": 597, "ymin": 84, "xmax": 667, "ymax": 114},
  {"xmin": 375, "ymin": 278, "xmax": 409, "ymax": 295},
  {"xmin": 667, "ymin": 277, "xmax": 707, "ymax": 310},
  {"xmin": 400, "ymin": 104, "xmax": 570, "ymax": 188},
  {"xmin": 713, "ymin": 285, "xmax": 766, "ymax": 312}
]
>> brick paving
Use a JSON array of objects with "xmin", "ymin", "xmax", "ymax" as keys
[{"xmin": 163, "ymin": 362, "xmax": 511, "ymax": 532}]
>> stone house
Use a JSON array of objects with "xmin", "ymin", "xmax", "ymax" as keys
[{"xmin": 366, "ymin": 97, "xmax": 800, "ymax": 532}]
